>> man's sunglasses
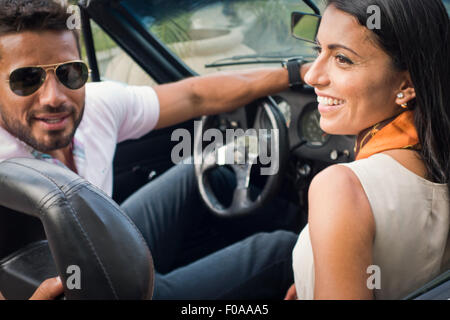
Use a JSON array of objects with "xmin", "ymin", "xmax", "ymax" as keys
[{"xmin": 6, "ymin": 60, "xmax": 91, "ymax": 97}]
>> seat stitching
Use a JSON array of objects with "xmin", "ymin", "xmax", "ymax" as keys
[
  {"xmin": 84, "ymin": 184, "xmax": 151, "ymax": 254},
  {"xmin": 37, "ymin": 179, "xmax": 87, "ymax": 214}
]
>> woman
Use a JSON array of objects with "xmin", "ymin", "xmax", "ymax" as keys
[{"xmin": 288, "ymin": 0, "xmax": 449, "ymax": 299}]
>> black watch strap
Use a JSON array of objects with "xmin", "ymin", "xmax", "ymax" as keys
[{"xmin": 282, "ymin": 58, "xmax": 304, "ymax": 91}]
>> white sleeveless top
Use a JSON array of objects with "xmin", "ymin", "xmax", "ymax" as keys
[{"xmin": 292, "ymin": 153, "xmax": 450, "ymax": 300}]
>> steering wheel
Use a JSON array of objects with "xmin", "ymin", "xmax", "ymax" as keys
[{"xmin": 194, "ymin": 97, "xmax": 289, "ymax": 218}]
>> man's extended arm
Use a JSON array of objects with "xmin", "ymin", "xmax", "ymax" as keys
[{"xmin": 153, "ymin": 64, "xmax": 312, "ymax": 130}]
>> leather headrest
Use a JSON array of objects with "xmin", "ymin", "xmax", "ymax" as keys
[{"xmin": 0, "ymin": 158, "xmax": 154, "ymax": 300}]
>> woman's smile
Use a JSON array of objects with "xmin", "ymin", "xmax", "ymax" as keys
[{"xmin": 316, "ymin": 90, "xmax": 346, "ymax": 114}]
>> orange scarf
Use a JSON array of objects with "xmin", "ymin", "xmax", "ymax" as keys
[{"xmin": 355, "ymin": 110, "xmax": 420, "ymax": 160}]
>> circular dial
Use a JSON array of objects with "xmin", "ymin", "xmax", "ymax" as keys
[{"xmin": 300, "ymin": 106, "xmax": 330, "ymax": 147}]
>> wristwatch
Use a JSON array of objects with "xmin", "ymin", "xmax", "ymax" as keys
[{"xmin": 281, "ymin": 58, "xmax": 305, "ymax": 91}]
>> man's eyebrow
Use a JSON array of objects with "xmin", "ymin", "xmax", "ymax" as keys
[{"xmin": 315, "ymin": 39, "xmax": 362, "ymax": 57}]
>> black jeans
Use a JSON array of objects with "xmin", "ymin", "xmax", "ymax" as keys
[{"xmin": 120, "ymin": 162, "xmax": 299, "ymax": 299}]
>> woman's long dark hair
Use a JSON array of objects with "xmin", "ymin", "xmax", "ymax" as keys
[{"xmin": 327, "ymin": 0, "xmax": 450, "ymax": 193}]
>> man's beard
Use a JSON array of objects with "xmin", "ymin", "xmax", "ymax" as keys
[{"xmin": 0, "ymin": 104, "xmax": 84, "ymax": 153}]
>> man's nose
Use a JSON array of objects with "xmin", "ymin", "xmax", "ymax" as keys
[
  {"xmin": 304, "ymin": 55, "xmax": 330, "ymax": 88},
  {"xmin": 37, "ymin": 72, "xmax": 67, "ymax": 108}
]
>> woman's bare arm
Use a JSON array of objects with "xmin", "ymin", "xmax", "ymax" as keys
[{"xmin": 308, "ymin": 165, "xmax": 376, "ymax": 299}]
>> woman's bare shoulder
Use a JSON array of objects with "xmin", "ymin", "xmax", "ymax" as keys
[
  {"xmin": 309, "ymin": 163, "xmax": 366, "ymax": 199},
  {"xmin": 308, "ymin": 164, "xmax": 374, "ymax": 231}
]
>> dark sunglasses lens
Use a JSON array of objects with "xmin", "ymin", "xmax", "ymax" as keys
[
  {"xmin": 56, "ymin": 62, "xmax": 89, "ymax": 90},
  {"xmin": 9, "ymin": 67, "xmax": 45, "ymax": 96}
]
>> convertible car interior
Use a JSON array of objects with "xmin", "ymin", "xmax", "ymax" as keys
[{"xmin": 0, "ymin": 0, "xmax": 449, "ymax": 299}]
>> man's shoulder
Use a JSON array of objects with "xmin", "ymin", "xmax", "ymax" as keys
[
  {"xmin": 84, "ymin": 80, "xmax": 157, "ymax": 110},
  {"xmin": 83, "ymin": 81, "xmax": 131, "ymax": 118},
  {"xmin": 85, "ymin": 80, "xmax": 127, "ymax": 89},
  {"xmin": 81, "ymin": 81, "xmax": 160, "ymax": 141},
  {"xmin": 0, "ymin": 126, "xmax": 33, "ymax": 162},
  {"xmin": 85, "ymin": 80, "xmax": 128, "ymax": 100}
]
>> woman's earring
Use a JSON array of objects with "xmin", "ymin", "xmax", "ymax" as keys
[{"xmin": 397, "ymin": 93, "xmax": 408, "ymax": 108}]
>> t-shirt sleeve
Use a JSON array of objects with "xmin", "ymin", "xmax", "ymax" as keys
[{"xmin": 85, "ymin": 81, "xmax": 160, "ymax": 143}]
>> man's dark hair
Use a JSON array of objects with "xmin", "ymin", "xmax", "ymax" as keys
[{"xmin": 0, "ymin": 0, "xmax": 81, "ymax": 56}]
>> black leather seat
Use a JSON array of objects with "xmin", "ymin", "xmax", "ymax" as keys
[{"xmin": 0, "ymin": 158, "xmax": 154, "ymax": 300}]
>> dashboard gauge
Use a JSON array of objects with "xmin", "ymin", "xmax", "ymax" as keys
[{"xmin": 300, "ymin": 105, "xmax": 330, "ymax": 147}]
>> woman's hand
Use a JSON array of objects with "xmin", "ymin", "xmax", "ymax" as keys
[{"xmin": 29, "ymin": 277, "xmax": 64, "ymax": 300}]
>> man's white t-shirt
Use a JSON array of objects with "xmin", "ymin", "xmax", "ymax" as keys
[{"xmin": 0, "ymin": 81, "xmax": 160, "ymax": 197}]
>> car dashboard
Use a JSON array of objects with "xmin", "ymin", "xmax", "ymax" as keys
[{"xmin": 265, "ymin": 89, "xmax": 355, "ymax": 165}]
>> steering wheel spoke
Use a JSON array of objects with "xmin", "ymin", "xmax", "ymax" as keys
[
  {"xmin": 230, "ymin": 187, "xmax": 253, "ymax": 211},
  {"xmin": 231, "ymin": 163, "xmax": 253, "ymax": 189}
]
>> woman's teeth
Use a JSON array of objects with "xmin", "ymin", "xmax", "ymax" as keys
[{"xmin": 317, "ymin": 96, "xmax": 345, "ymax": 106}]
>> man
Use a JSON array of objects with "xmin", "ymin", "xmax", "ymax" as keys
[{"xmin": 0, "ymin": 0, "xmax": 310, "ymax": 299}]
